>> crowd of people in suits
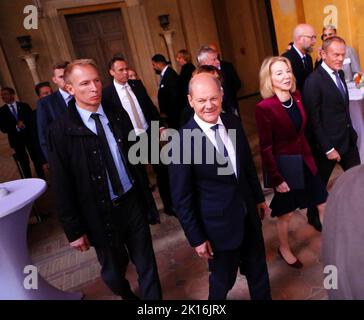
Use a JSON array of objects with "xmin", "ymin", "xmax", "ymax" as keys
[{"xmin": 0, "ymin": 22, "xmax": 362, "ymax": 300}]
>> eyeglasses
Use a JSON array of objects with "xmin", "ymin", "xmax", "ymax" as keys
[{"xmin": 301, "ymin": 35, "xmax": 317, "ymax": 40}]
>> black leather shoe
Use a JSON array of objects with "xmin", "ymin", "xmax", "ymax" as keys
[{"xmin": 277, "ymin": 248, "xmax": 303, "ymax": 269}]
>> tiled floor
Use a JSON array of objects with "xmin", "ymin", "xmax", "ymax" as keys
[{"xmin": 0, "ymin": 96, "xmax": 341, "ymax": 300}]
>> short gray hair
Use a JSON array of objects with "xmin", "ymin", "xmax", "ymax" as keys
[{"xmin": 197, "ymin": 45, "xmax": 217, "ymax": 65}]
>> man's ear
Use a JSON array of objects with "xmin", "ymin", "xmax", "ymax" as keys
[
  {"xmin": 51, "ymin": 76, "xmax": 57, "ymax": 85},
  {"xmin": 321, "ymin": 49, "xmax": 327, "ymax": 61},
  {"xmin": 109, "ymin": 68, "xmax": 114, "ymax": 77},
  {"xmin": 187, "ymin": 94, "xmax": 194, "ymax": 109},
  {"xmin": 65, "ymin": 83, "xmax": 74, "ymax": 96}
]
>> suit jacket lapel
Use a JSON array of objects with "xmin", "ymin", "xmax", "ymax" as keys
[
  {"xmin": 220, "ymin": 115, "xmax": 240, "ymax": 180},
  {"xmin": 111, "ymin": 84, "xmax": 123, "ymax": 109},
  {"xmin": 318, "ymin": 66, "xmax": 347, "ymax": 104}
]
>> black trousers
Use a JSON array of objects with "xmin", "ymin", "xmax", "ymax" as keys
[
  {"xmin": 13, "ymin": 140, "xmax": 45, "ymax": 179},
  {"xmin": 95, "ymin": 189, "xmax": 162, "ymax": 300},
  {"xmin": 307, "ymin": 143, "xmax": 360, "ymax": 219},
  {"xmin": 208, "ymin": 214, "xmax": 271, "ymax": 300}
]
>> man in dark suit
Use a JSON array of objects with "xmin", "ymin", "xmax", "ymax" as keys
[
  {"xmin": 176, "ymin": 49, "xmax": 196, "ymax": 125},
  {"xmin": 283, "ymin": 24, "xmax": 317, "ymax": 92},
  {"xmin": 151, "ymin": 54, "xmax": 180, "ymax": 129},
  {"xmin": 47, "ymin": 59, "xmax": 161, "ymax": 300},
  {"xmin": 103, "ymin": 56, "xmax": 175, "ymax": 216},
  {"xmin": 0, "ymin": 87, "xmax": 44, "ymax": 179},
  {"xmin": 168, "ymin": 73, "xmax": 271, "ymax": 300},
  {"xmin": 198, "ymin": 45, "xmax": 241, "ymax": 117},
  {"xmin": 37, "ymin": 61, "xmax": 72, "ymax": 162},
  {"xmin": 303, "ymin": 36, "xmax": 360, "ymax": 231}
]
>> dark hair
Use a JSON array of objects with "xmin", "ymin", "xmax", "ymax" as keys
[
  {"xmin": 1, "ymin": 87, "xmax": 15, "ymax": 95},
  {"xmin": 322, "ymin": 36, "xmax": 346, "ymax": 52},
  {"xmin": 52, "ymin": 61, "xmax": 70, "ymax": 70},
  {"xmin": 108, "ymin": 54, "xmax": 126, "ymax": 70},
  {"xmin": 151, "ymin": 54, "xmax": 168, "ymax": 64},
  {"xmin": 35, "ymin": 81, "xmax": 51, "ymax": 96}
]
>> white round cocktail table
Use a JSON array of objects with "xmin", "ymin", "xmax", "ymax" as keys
[{"xmin": 0, "ymin": 178, "xmax": 82, "ymax": 300}]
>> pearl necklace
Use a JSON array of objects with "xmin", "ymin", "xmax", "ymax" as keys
[{"xmin": 281, "ymin": 96, "xmax": 293, "ymax": 109}]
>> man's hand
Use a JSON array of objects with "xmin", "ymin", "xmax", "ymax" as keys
[
  {"xmin": 70, "ymin": 235, "xmax": 90, "ymax": 252},
  {"xmin": 257, "ymin": 202, "xmax": 270, "ymax": 220},
  {"xmin": 194, "ymin": 240, "xmax": 214, "ymax": 259},
  {"xmin": 327, "ymin": 148, "xmax": 341, "ymax": 162},
  {"xmin": 275, "ymin": 181, "xmax": 290, "ymax": 193},
  {"xmin": 16, "ymin": 120, "xmax": 25, "ymax": 130}
]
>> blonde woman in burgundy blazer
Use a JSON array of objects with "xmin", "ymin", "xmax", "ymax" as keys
[{"xmin": 256, "ymin": 56, "xmax": 327, "ymax": 269}]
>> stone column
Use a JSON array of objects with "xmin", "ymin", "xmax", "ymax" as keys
[
  {"xmin": 160, "ymin": 30, "xmax": 177, "ymax": 71},
  {"xmin": 20, "ymin": 52, "xmax": 40, "ymax": 85}
]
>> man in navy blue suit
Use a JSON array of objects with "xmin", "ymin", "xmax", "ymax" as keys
[
  {"xmin": 37, "ymin": 61, "xmax": 72, "ymax": 163},
  {"xmin": 168, "ymin": 73, "xmax": 271, "ymax": 300}
]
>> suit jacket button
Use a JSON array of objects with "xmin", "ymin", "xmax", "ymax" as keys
[
  {"xmin": 98, "ymin": 176, "xmax": 101, "ymax": 179},
  {"xmin": 118, "ymin": 139, "xmax": 121, "ymax": 142},
  {"xmin": 347, "ymin": 124, "xmax": 350, "ymax": 128}
]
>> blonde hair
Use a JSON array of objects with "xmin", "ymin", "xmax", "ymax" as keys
[
  {"xmin": 64, "ymin": 59, "xmax": 98, "ymax": 84},
  {"xmin": 259, "ymin": 56, "xmax": 296, "ymax": 99}
]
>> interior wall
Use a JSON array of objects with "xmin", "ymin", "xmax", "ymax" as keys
[
  {"xmin": 143, "ymin": 0, "xmax": 186, "ymax": 72},
  {"xmin": 271, "ymin": 0, "xmax": 363, "ymax": 68},
  {"xmin": 0, "ymin": 0, "xmax": 53, "ymax": 107},
  {"xmin": 212, "ymin": 0, "xmax": 275, "ymax": 96}
]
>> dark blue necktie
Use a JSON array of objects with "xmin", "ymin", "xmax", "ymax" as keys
[
  {"xmin": 9, "ymin": 104, "xmax": 18, "ymax": 120},
  {"xmin": 211, "ymin": 124, "xmax": 228, "ymax": 157},
  {"xmin": 334, "ymin": 71, "xmax": 346, "ymax": 99}
]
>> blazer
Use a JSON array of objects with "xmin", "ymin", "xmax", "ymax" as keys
[
  {"xmin": 102, "ymin": 79, "xmax": 161, "ymax": 128},
  {"xmin": 168, "ymin": 113, "xmax": 264, "ymax": 251},
  {"xmin": 255, "ymin": 91, "xmax": 317, "ymax": 187},
  {"xmin": 158, "ymin": 66, "xmax": 180, "ymax": 122},
  {"xmin": 0, "ymin": 102, "xmax": 34, "ymax": 148},
  {"xmin": 37, "ymin": 90, "xmax": 69, "ymax": 160},
  {"xmin": 47, "ymin": 100, "xmax": 159, "ymax": 247},
  {"xmin": 303, "ymin": 66, "xmax": 357, "ymax": 155},
  {"xmin": 282, "ymin": 47, "xmax": 313, "ymax": 92},
  {"xmin": 220, "ymin": 60, "xmax": 242, "ymax": 114}
]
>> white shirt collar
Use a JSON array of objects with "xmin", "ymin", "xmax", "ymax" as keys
[
  {"xmin": 193, "ymin": 114, "xmax": 223, "ymax": 134},
  {"xmin": 161, "ymin": 65, "xmax": 169, "ymax": 77},
  {"xmin": 113, "ymin": 79, "xmax": 129, "ymax": 90},
  {"xmin": 75, "ymin": 103, "xmax": 105, "ymax": 124},
  {"xmin": 59, "ymin": 88, "xmax": 71, "ymax": 101},
  {"xmin": 293, "ymin": 44, "xmax": 305, "ymax": 59},
  {"xmin": 321, "ymin": 61, "xmax": 337, "ymax": 75},
  {"xmin": 7, "ymin": 101, "xmax": 16, "ymax": 108}
]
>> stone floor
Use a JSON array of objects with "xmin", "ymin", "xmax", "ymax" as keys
[{"xmin": 0, "ymin": 96, "xmax": 342, "ymax": 300}]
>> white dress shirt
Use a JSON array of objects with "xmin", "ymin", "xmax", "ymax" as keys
[
  {"xmin": 194, "ymin": 114, "xmax": 237, "ymax": 177},
  {"xmin": 113, "ymin": 80, "xmax": 148, "ymax": 135}
]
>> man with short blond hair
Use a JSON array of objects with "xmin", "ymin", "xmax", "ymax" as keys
[{"xmin": 48, "ymin": 59, "xmax": 162, "ymax": 300}]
